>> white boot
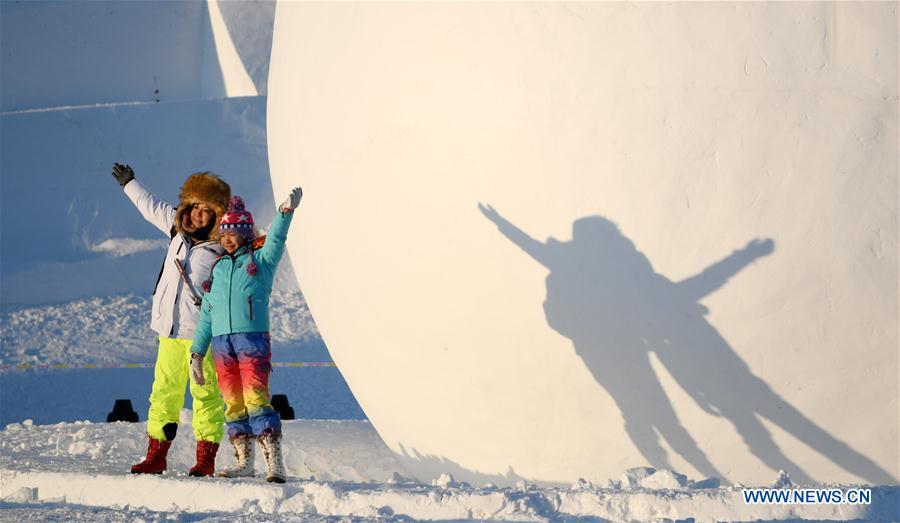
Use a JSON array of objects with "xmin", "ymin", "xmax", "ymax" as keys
[
  {"xmin": 258, "ymin": 433, "xmax": 286, "ymax": 483},
  {"xmin": 217, "ymin": 434, "xmax": 255, "ymax": 478}
]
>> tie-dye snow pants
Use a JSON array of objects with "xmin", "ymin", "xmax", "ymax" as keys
[{"xmin": 210, "ymin": 332, "xmax": 281, "ymax": 438}]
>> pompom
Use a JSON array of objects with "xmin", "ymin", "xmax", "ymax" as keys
[
  {"xmin": 227, "ymin": 196, "xmax": 246, "ymax": 212},
  {"xmin": 246, "ymin": 262, "xmax": 258, "ymax": 276},
  {"xmin": 201, "ymin": 280, "xmax": 212, "ymax": 293}
]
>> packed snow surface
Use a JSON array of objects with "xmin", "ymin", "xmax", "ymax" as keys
[{"xmin": 2, "ymin": 418, "xmax": 897, "ymax": 522}]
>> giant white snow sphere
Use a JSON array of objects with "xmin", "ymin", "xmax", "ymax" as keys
[{"xmin": 268, "ymin": 3, "xmax": 898, "ymax": 486}]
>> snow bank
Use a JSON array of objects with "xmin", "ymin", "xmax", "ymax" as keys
[
  {"xmin": 1, "ymin": 294, "xmax": 156, "ymax": 367},
  {"xmin": 88, "ymin": 238, "xmax": 169, "ymax": 257},
  {"xmin": 1, "ymin": 286, "xmax": 319, "ymax": 368},
  {"xmin": 2, "ymin": 420, "xmax": 897, "ymax": 521}
]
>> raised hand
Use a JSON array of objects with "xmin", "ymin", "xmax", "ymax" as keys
[
  {"xmin": 111, "ymin": 163, "xmax": 135, "ymax": 187},
  {"xmin": 743, "ymin": 238, "xmax": 775, "ymax": 258},
  {"xmin": 478, "ymin": 202, "xmax": 502, "ymax": 224},
  {"xmin": 280, "ymin": 186, "xmax": 303, "ymax": 212}
]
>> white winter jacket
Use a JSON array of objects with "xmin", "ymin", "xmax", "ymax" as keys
[{"xmin": 124, "ymin": 179, "xmax": 224, "ymax": 339}]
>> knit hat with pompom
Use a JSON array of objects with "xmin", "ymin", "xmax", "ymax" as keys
[
  {"xmin": 203, "ymin": 197, "xmax": 259, "ymax": 291},
  {"xmin": 219, "ymin": 196, "xmax": 255, "ymax": 240}
]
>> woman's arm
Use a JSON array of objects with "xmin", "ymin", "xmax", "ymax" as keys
[{"xmin": 123, "ymin": 178, "xmax": 177, "ymax": 235}]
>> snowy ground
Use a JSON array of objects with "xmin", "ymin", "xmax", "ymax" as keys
[{"xmin": 2, "ymin": 418, "xmax": 898, "ymax": 522}]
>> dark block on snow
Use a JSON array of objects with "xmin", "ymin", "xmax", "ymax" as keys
[
  {"xmin": 107, "ymin": 399, "xmax": 139, "ymax": 423},
  {"xmin": 271, "ymin": 394, "xmax": 295, "ymax": 420}
]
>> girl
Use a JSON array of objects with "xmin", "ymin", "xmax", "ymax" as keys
[{"xmin": 189, "ymin": 187, "xmax": 302, "ymax": 483}]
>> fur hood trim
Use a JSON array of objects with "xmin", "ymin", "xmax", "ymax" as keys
[{"xmin": 174, "ymin": 172, "xmax": 231, "ymax": 240}]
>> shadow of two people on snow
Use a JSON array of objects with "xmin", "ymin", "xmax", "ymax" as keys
[{"xmin": 478, "ymin": 203, "xmax": 893, "ymax": 486}]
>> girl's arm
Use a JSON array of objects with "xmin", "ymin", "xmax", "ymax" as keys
[
  {"xmin": 255, "ymin": 207, "xmax": 294, "ymax": 267},
  {"xmin": 123, "ymin": 178, "xmax": 177, "ymax": 235},
  {"xmin": 255, "ymin": 187, "xmax": 301, "ymax": 267}
]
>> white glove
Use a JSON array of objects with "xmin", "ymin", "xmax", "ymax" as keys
[
  {"xmin": 190, "ymin": 352, "xmax": 206, "ymax": 386},
  {"xmin": 280, "ymin": 186, "xmax": 303, "ymax": 212}
]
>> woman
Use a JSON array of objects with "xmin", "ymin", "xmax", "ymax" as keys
[{"xmin": 111, "ymin": 162, "xmax": 230, "ymax": 477}]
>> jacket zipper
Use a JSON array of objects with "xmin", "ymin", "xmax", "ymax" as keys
[
  {"xmin": 227, "ymin": 257, "xmax": 234, "ymax": 333},
  {"xmin": 153, "ymin": 227, "xmax": 179, "ymax": 296},
  {"xmin": 226, "ymin": 247, "xmax": 248, "ymax": 332},
  {"xmin": 248, "ymin": 294, "xmax": 254, "ymax": 321}
]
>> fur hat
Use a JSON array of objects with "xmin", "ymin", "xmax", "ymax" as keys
[{"xmin": 174, "ymin": 172, "xmax": 231, "ymax": 240}]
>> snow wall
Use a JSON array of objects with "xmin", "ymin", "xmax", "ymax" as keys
[
  {"xmin": 268, "ymin": 3, "xmax": 899, "ymax": 487},
  {"xmin": 1, "ymin": 0, "xmax": 275, "ymax": 306},
  {"xmin": 0, "ymin": 0, "xmax": 273, "ymax": 111}
]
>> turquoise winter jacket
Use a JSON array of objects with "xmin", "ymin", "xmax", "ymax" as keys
[{"xmin": 190, "ymin": 208, "xmax": 294, "ymax": 356}]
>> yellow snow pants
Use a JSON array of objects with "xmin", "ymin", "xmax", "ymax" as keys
[{"xmin": 147, "ymin": 337, "xmax": 224, "ymax": 443}]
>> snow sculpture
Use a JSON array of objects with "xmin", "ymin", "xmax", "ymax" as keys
[
  {"xmin": 268, "ymin": 3, "xmax": 898, "ymax": 486},
  {"xmin": 0, "ymin": 0, "xmax": 266, "ymax": 111}
]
